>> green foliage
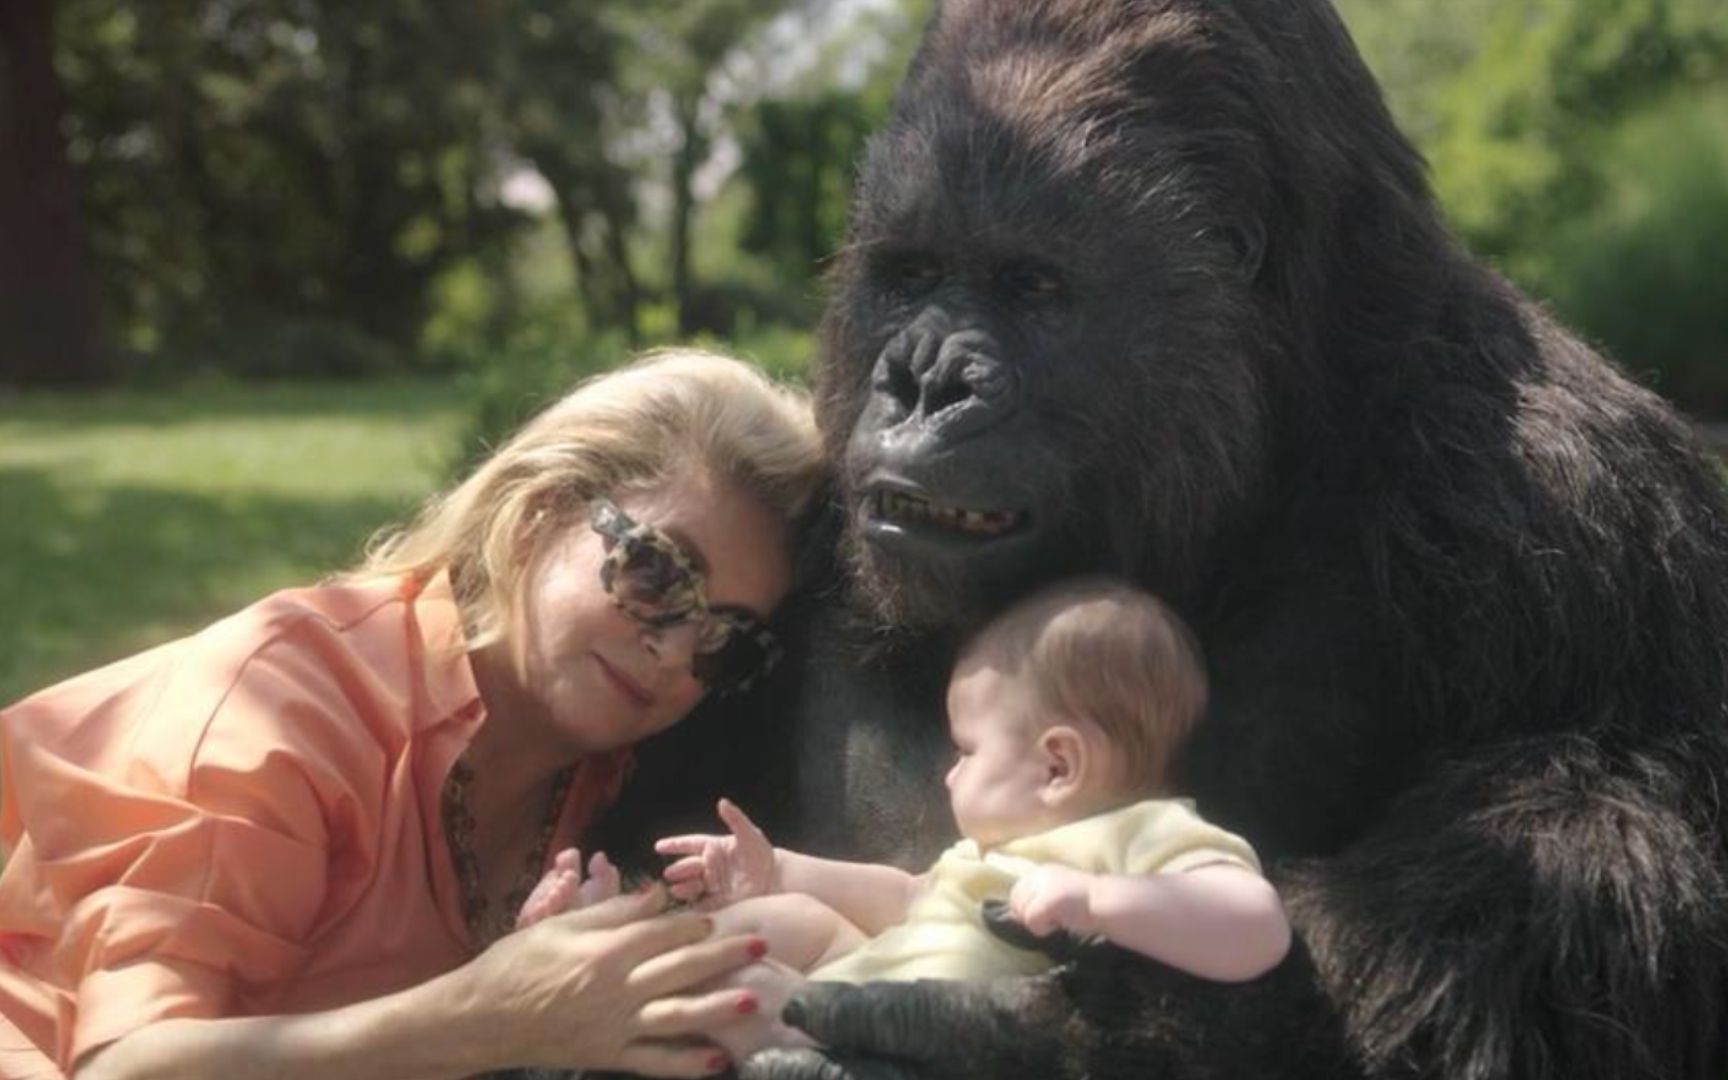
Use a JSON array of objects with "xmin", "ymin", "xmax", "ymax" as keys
[
  {"xmin": 487, "ymin": 2, "xmax": 642, "ymax": 340},
  {"xmin": 736, "ymin": 93, "xmax": 874, "ymax": 279},
  {"xmin": 45, "ymin": 0, "xmax": 1723, "ymax": 413},
  {"xmin": 1336, "ymin": 0, "xmax": 1728, "ymax": 411},
  {"xmin": 712, "ymin": 324, "xmax": 819, "ymax": 385},
  {"xmin": 49, "ymin": 0, "xmax": 851, "ymax": 378},
  {"xmin": 1337, "ymin": 0, "xmax": 1728, "ymax": 263},
  {"xmin": 0, "ymin": 378, "xmax": 466, "ymax": 704},
  {"xmin": 451, "ymin": 322, "xmax": 816, "ymax": 485},
  {"xmin": 1536, "ymin": 90, "xmax": 1728, "ymax": 412},
  {"xmin": 727, "ymin": 0, "xmax": 931, "ymax": 312},
  {"xmin": 56, "ymin": 0, "xmax": 523, "ymax": 374},
  {"xmin": 1434, "ymin": 0, "xmax": 1725, "ymax": 266},
  {"xmin": 449, "ymin": 329, "xmax": 630, "ymax": 481}
]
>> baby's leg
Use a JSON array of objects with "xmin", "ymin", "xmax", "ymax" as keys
[
  {"xmin": 515, "ymin": 849, "xmax": 620, "ymax": 930},
  {"xmin": 708, "ymin": 958, "xmax": 818, "ymax": 1061},
  {"xmin": 710, "ymin": 893, "xmax": 868, "ymax": 971},
  {"xmin": 703, "ymin": 895, "xmax": 869, "ymax": 1061}
]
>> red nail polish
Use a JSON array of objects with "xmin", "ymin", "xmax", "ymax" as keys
[
  {"xmin": 736, "ymin": 992, "xmax": 759, "ymax": 1015},
  {"xmin": 746, "ymin": 937, "xmax": 769, "ymax": 959},
  {"xmin": 706, "ymin": 1050, "xmax": 730, "ymax": 1072}
]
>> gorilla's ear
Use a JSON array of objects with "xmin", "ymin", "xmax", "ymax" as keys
[{"xmin": 1228, "ymin": 217, "xmax": 1267, "ymax": 281}]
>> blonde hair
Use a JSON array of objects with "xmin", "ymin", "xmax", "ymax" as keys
[
  {"xmin": 962, "ymin": 577, "xmax": 1207, "ymax": 793},
  {"xmin": 355, "ymin": 348, "xmax": 825, "ymax": 651}
]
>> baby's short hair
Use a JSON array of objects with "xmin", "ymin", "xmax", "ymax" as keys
[{"xmin": 961, "ymin": 577, "xmax": 1207, "ymax": 793}]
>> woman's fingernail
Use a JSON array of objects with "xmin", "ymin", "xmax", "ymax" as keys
[
  {"xmin": 746, "ymin": 936, "xmax": 769, "ymax": 959},
  {"xmin": 736, "ymin": 992, "xmax": 759, "ymax": 1015},
  {"xmin": 700, "ymin": 916, "xmax": 715, "ymax": 933},
  {"xmin": 706, "ymin": 1050, "xmax": 730, "ymax": 1072}
]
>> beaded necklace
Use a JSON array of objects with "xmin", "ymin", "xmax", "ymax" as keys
[{"xmin": 441, "ymin": 755, "xmax": 576, "ymax": 947}]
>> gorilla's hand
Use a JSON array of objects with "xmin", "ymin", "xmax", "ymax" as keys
[
  {"xmin": 736, "ymin": 974, "xmax": 1071, "ymax": 1080},
  {"xmin": 734, "ymin": 899, "xmax": 1084, "ymax": 1080},
  {"xmin": 978, "ymin": 898, "xmax": 1087, "ymax": 960}
]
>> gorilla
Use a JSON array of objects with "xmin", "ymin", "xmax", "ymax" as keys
[{"xmin": 592, "ymin": 0, "xmax": 1728, "ymax": 1077}]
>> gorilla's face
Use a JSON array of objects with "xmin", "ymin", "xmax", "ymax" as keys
[{"xmin": 816, "ymin": 37, "xmax": 1276, "ymax": 633}]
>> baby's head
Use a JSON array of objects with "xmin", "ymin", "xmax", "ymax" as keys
[{"xmin": 943, "ymin": 577, "xmax": 1206, "ymax": 848}]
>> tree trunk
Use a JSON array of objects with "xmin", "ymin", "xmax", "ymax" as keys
[
  {"xmin": 801, "ymin": 100, "xmax": 828, "ymax": 268},
  {"xmin": 0, "ymin": 0, "xmax": 106, "ymax": 384},
  {"xmin": 554, "ymin": 187, "xmax": 610, "ymax": 328},
  {"xmin": 669, "ymin": 92, "xmax": 703, "ymax": 338},
  {"xmin": 596, "ymin": 168, "xmax": 640, "ymax": 345}
]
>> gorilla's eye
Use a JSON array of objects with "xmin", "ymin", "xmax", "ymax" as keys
[
  {"xmin": 876, "ymin": 252, "xmax": 944, "ymax": 296},
  {"xmin": 998, "ymin": 260, "xmax": 1065, "ymax": 301}
]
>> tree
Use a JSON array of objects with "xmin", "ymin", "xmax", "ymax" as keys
[
  {"xmin": 1336, "ymin": 0, "xmax": 1728, "ymax": 265},
  {"xmin": 738, "ymin": 94, "xmax": 872, "ymax": 278},
  {"xmin": 54, "ymin": 0, "xmax": 523, "ymax": 374},
  {"xmin": 621, "ymin": 0, "xmax": 818, "ymax": 336},
  {"xmin": 489, "ymin": 1, "xmax": 643, "ymax": 342},
  {"xmin": 0, "ymin": 0, "xmax": 105, "ymax": 384},
  {"xmin": 734, "ymin": 0, "xmax": 931, "ymax": 291}
]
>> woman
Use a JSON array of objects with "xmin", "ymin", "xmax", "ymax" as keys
[{"xmin": 0, "ymin": 349, "xmax": 827, "ymax": 1080}]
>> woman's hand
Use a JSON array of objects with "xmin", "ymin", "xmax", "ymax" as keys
[
  {"xmin": 70, "ymin": 887, "xmax": 765, "ymax": 1080},
  {"xmin": 462, "ymin": 886, "xmax": 766, "ymax": 1078},
  {"xmin": 656, "ymin": 797, "xmax": 779, "ymax": 909}
]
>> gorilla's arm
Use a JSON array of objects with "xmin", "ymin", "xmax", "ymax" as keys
[
  {"xmin": 1281, "ymin": 733, "xmax": 1728, "ymax": 1079},
  {"xmin": 740, "ymin": 938, "xmax": 1346, "ymax": 1080},
  {"xmin": 740, "ymin": 730, "xmax": 1728, "ymax": 1080}
]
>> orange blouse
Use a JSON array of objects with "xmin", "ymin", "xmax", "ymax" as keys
[{"xmin": 0, "ymin": 573, "xmax": 629, "ymax": 1079}]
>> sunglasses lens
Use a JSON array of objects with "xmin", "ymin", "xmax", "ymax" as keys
[
  {"xmin": 606, "ymin": 539, "xmax": 699, "ymax": 623},
  {"xmin": 692, "ymin": 620, "xmax": 781, "ymax": 695},
  {"xmin": 693, "ymin": 617, "xmax": 735, "ymax": 655},
  {"xmin": 591, "ymin": 498, "xmax": 778, "ymax": 694}
]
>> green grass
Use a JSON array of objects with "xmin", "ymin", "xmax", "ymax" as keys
[{"xmin": 0, "ymin": 378, "xmax": 470, "ymax": 706}]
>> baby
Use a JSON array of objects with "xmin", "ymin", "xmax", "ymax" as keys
[{"xmin": 519, "ymin": 577, "xmax": 1290, "ymax": 1055}]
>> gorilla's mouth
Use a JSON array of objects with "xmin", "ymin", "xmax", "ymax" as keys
[{"xmin": 866, "ymin": 488, "xmax": 1029, "ymax": 540}]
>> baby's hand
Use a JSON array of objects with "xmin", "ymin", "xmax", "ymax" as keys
[
  {"xmin": 1007, "ymin": 864, "xmax": 1099, "ymax": 938},
  {"xmin": 653, "ymin": 797, "xmax": 777, "ymax": 909},
  {"xmin": 514, "ymin": 848, "xmax": 621, "ymax": 930}
]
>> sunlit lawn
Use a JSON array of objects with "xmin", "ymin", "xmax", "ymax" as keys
[{"xmin": 0, "ymin": 378, "xmax": 471, "ymax": 706}]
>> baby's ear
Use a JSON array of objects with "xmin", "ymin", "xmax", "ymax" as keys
[{"xmin": 1037, "ymin": 724, "xmax": 1090, "ymax": 798}]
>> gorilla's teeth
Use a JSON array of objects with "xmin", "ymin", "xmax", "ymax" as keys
[{"xmin": 874, "ymin": 489, "xmax": 1022, "ymax": 537}]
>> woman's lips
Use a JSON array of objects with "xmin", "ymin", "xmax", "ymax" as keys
[{"xmin": 594, "ymin": 653, "xmax": 653, "ymax": 707}]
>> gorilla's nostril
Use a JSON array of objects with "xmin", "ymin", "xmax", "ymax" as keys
[
  {"xmin": 874, "ymin": 325, "xmax": 1014, "ymax": 433},
  {"xmin": 888, "ymin": 360, "xmax": 919, "ymax": 411},
  {"xmin": 924, "ymin": 375, "xmax": 971, "ymax": 415}
]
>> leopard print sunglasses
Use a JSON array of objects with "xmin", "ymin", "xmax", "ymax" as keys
[{"xmin": 589, "ymin": 498, "xmax": 783, "ymax": 695}]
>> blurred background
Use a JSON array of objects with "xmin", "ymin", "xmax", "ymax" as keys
[{"xmin": 1, "ymin": 0, "xmax": 1725, "ymax": 703}]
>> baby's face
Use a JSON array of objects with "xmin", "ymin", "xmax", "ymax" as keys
[{"xmin": 943, "ymin": 662, "xmax": 1061, "ymax": 848}]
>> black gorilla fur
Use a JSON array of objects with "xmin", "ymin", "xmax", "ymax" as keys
[{"xmin": 589, "ymin": 1, "xmax": 1728, "ymax": 1077}]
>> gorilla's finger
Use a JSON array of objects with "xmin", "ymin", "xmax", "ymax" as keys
[
  {"xmin": 782, "ymin": 978, "xmax": 1059, "ymax": 1075},
  {"xmin": 981, "ymin": 899, "xmax": 1085, "ymax": 961},
  {"xmin": 738, "ymin": 1047, "xmax": 919, "ymax": 1080}
]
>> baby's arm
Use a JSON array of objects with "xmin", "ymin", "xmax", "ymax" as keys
[
  {"xmin": 773, "ymin": 848, "xmax": 921, "ymax": 937},
  {"xmin": 657, "ymin": 798, "xmax": 920, "ymax": 934},
  {"xmin": 1009, "ymin": 862, "xmax": 1291, "ymax": 982}
]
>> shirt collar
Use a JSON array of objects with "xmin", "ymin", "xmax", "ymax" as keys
[{"xmin": 402, "ymin": 570, "xmax": 484, "ymax": 727}]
